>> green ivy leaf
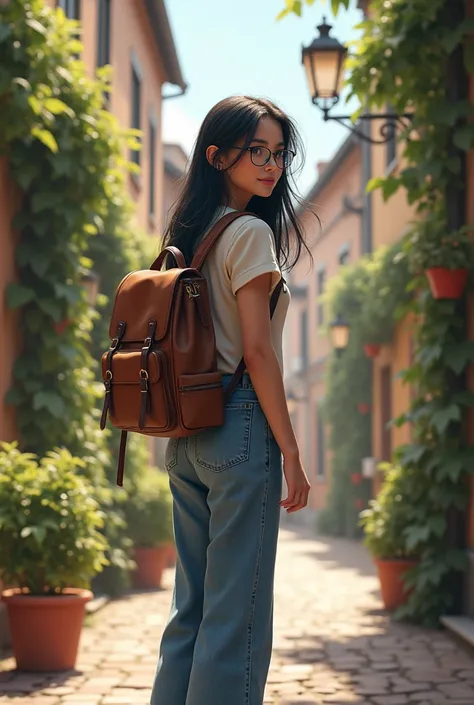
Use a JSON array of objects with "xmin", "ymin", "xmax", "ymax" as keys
[
  {"xmin": 453, "ymin": 125, "xmax": 474, "ymax": 152},
  {"xmin": 5, "ymin": 283, "xmax": 36, "ymax": 309},
  {"xmin": 431, "ymin": 405, "xmax": 461, "ymax": 434},
  {"xmin": 4, "ymin": 387, "xmax": 23, "ymax": 406},
  {"xmin": 400, "ymin": 444, "xmax": 426, "ymax": 464},
  {"xmin": 21, "ymin": 525, "xmax": 47, "ymax": 544},
  {"xmin": 38, "ymin": 299, "xmax": 63, "ymax": 322},
  {"xmin": 405, "ymin": 525, "xmax": 430, "ymax": 551},
  {"xmin": 428, "ymin": 515, "xmax": 446, "ymax": 537},
  {"xmin": 452, "ymin": 390, "xmax": 474, "ymax": 407},
  {"xmin": 25, "ymin": 18, "xmax": 47, "ymax": 35},
  {"xmin": 441, "ymin": 457, "xmax": 465, "ymax": 482},
  {"xmin": 43, "ymin": 98, "xmax": 74, "ymax": 118},
  {"xmin": 32, "ymin": 391, "xmax": 66, "ymax": 419},
  {"xmin": 14, "ymin": 163, "xmax": 40, "ymax": 190},
  {"xmin": 54, "ymin": 282, "xmax": 82, "ymax": 305},
  {"xmin": 445, "ymin": 342, "xmax": 474, "ymax": 374},
  {"xmin": 31, "ymin": 127, "xmax": 58, "ymax": 153},
  {"xmin": 31, "ymin": 191, "xmax": 64, "ymax": 214}
]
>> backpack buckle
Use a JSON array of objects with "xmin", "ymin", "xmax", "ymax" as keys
[{"xmin": 185, "ymin": 282, "xmax": 200, "ymax": 299}]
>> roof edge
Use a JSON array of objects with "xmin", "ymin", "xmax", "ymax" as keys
[
  {"xmin": 144, "ymin": 0, "xmax": 186, "ymax": 89},
  {"xmin": 300, "ymin": 133, "xmax": 359, "ymax": 211}
]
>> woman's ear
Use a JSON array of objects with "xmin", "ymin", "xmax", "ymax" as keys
[{"xmin": 206, "ymin": 145, "xmax": 222, "ymax": 170}]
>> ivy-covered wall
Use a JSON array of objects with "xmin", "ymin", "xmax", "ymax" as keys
[
  {"xmin": 0, "ymin": 0, "xmax": 157, "ymax": 594},
  {"xmin": 282, "ymin": 0, "xmax": 474, "ymax": 626}
]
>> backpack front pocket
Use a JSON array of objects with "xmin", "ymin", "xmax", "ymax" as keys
[
  {"xmin": 178, "ymin": 372, "xmax": 224, "ymax": 430},
  {"xmin": 101, "ymin": 350, "xmax": 171, "ymax": 431}
]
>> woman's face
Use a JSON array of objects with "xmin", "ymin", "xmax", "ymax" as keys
[{"xmin": 208, "ymin": 117, "xmax": 287, "ymax": 210}]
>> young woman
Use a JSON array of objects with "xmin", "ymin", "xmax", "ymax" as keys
[{"xmin": 151, "ymin": 95, "xmax": 313, "ymax": 705}]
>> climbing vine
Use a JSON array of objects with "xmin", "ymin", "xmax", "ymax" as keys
[
  {"xmin": 0, "ymin": 0, "xmax": 150, "ymax": 592},
  {"xmin": 283, "ymin": 0, "xmax": 474, "ymax": 625},
  {"xmin": 320, "ymin": 243, "xmax": 410, "ymax": 538}
]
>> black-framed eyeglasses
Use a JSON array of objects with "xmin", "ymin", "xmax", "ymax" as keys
[{"xmin": 232, "ymin": 146, "xmax": 296, "ymax": 169}]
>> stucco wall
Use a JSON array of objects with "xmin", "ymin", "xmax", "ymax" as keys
[{"xmin": 284, "ymin": 144, "xmax": 363, "ymax": 510}]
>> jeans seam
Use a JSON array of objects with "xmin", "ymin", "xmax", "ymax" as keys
[{"xmin": 245, "ymin": 462, "xmax": 269, "ymax": 704}]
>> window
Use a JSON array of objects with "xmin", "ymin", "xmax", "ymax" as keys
[
  {"xmin": 300, "ymin": 310, "xmax": 308, "ymax": 370},
  {"xmin": 317, "ymin": 267, "xmax": 325, "ymax": 325},
  {"xmin": 386, "ymin": 103, "xmax": 397, "ymax": 168},
  {"xmin": 316, "ymin": 411, "xmax": 326, "ymax": 478},
  {"xmin": 149, "ymin": 117, "xmax": 156, "ymax": 218},
  {"xmin": 57, "ymin": 0, "xmax": 80, "ymax": 18},
  {"xmin": 131, "ymin": 62, "xmax": 142, "ymax": 166},
  {"xmin": 339, "ymin": 245, "xmax": 350, "ymax": 267},
  {"xmin": 97, "ymin": 0, "xmax": 111, "ymax": 68}
]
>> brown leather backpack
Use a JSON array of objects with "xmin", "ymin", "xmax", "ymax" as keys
[{"xmin": 100, "ymin": 211, "xmax": 283, "ymax": 486}]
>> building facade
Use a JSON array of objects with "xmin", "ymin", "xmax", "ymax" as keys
[
  {"xmin": 284, "ymin": 136, "xmax": 363, "ymax": 516},
  {"xmin": 0, "ymin": 0, "xmax": 185, "ymax": 446},
  {"xmin": 162, "ymin": 142, "xmax": 188, "ymax": 229}
]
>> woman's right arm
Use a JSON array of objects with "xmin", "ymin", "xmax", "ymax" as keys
[{"xmin": 236, "ymin": 272, "xmax": 311, "ymax": 514}]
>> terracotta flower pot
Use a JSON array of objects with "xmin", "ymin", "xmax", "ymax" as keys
[
  {"xmin": 132, "ymin": 546, "xmax": 169, "ymax": 589},
  {"xmin": 425, "ymin": 267, "xmax": 468, "ymax": 299},
  {"xmin": 2, "ymin": 587, "xmax": 92, "ymax": 671},
  {"xmin": 357, "ymin": 402, "xmax": 371, "ymax": 415},
  {"xmin": 363, "ymin": 343, "xmax": 381, "ymax": 358},
  {"xmin": 374, "ymin": 558, "xmax": 418, "ymax": 611}
]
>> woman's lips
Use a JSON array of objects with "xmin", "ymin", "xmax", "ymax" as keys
[{"xmin": 258, "ymin": 179, "xmax": 275, "ymax": 185}]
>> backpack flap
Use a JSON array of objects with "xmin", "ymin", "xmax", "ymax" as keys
[{"xmin": 109, "ymin": 269, "xmax": 203, "ymax": 342}]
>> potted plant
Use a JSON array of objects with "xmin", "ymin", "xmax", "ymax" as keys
[
  {"xmin": 124, "ymin": 468, "xmax": 175, "ymax": 589},
  {"xmin": 0, "ymin": 442, "xmax": 108, "ymax": 671},
  {"xmin": 359, "ymin": 463, "xmax": 418, "ymax": 610},
  {"xmin": 408, "ymin": 224, "xmax": 474, "ymax": 299}
]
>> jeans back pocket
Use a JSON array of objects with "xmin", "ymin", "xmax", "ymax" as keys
[{"xmin": 195, "ymin": 403, "xmax": 253, "ymax": 473}]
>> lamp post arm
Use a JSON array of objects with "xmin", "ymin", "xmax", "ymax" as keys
[{"xmin": 317, "ymin": 107, "xmax": 415, "ymax": 145}]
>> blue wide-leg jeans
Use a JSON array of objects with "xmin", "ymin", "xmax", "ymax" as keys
[{"xmin": 150, "ymin": 374, "xmax": 283, "ymax": 705}]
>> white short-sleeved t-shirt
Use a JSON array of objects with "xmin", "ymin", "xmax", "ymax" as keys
[{"xmin": 200, "ymin": 206, "xmax": 291, "ymax": 375}]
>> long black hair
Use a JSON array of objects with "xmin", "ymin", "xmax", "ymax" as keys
[{"xmin": 163, "ymin": 95, "xmax": 316, "ymax": 270}]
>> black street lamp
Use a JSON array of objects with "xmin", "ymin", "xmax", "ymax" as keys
[
  {"xmin": 301, "ymin": 18, "xmax": 414, "ymax": 144},
  {"xmin": 329, "ymin": 313, "xmax": 350, "ymax": 352}
]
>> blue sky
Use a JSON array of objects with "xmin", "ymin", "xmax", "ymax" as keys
[{"xmin": 162, "ymin": 0, "xmax": 362, "ymax": 198}]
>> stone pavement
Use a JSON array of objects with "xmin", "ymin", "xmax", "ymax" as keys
[{"xmin": 2, "ymin": 521, "xmax": 474, "ymax": 704}]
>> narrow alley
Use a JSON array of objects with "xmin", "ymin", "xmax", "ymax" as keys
[{"xmin": 2, "ymin": 524, "xmax": 474, "ymax": 705}]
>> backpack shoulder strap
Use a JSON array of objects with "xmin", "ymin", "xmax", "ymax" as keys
[
  {"xmin": 224, "ymin": 277, "xmax": 285, "ymax": 403},
  {"xmin": 190, "ymin": 210, "xmax": 255, "ymax": 270}
]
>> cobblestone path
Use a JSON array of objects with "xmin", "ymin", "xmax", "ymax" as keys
[{"xmin": 2, "ymin": 522, "xmax": 474, "ymax": 704}]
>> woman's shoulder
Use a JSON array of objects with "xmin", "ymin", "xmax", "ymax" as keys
[{"xmin": 223, "ymin": 212, "xmax": 274, "ymax": 247}]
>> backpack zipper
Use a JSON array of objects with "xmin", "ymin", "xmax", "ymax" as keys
[{"xmin": 179, "ymin": 382, "xmax": 222, "ymax": 393}]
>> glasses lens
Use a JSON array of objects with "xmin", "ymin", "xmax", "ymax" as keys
[
  {"xmin": 249, "ymin": 146, "xmax": 271, "ymax": 166},
  {"xmin": 276, "ymin": 150, "xmax": 294, "ymax": 169}
]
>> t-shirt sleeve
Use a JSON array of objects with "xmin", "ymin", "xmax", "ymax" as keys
[{"xmin": 225, "ymin": 217, "xmax": 281, "ymax": 296}]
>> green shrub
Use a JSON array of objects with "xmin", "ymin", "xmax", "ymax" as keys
[
  {"xmin": 124, "ymin": 468, "xmax": 174, "ymax": 548},
  {"xmin": 359, "ymin": 463, "xmax": 417, "ymax": 560},
  {"xmin": 0, "ymin": 442, "xmax": 108, "ymax": 594}
]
